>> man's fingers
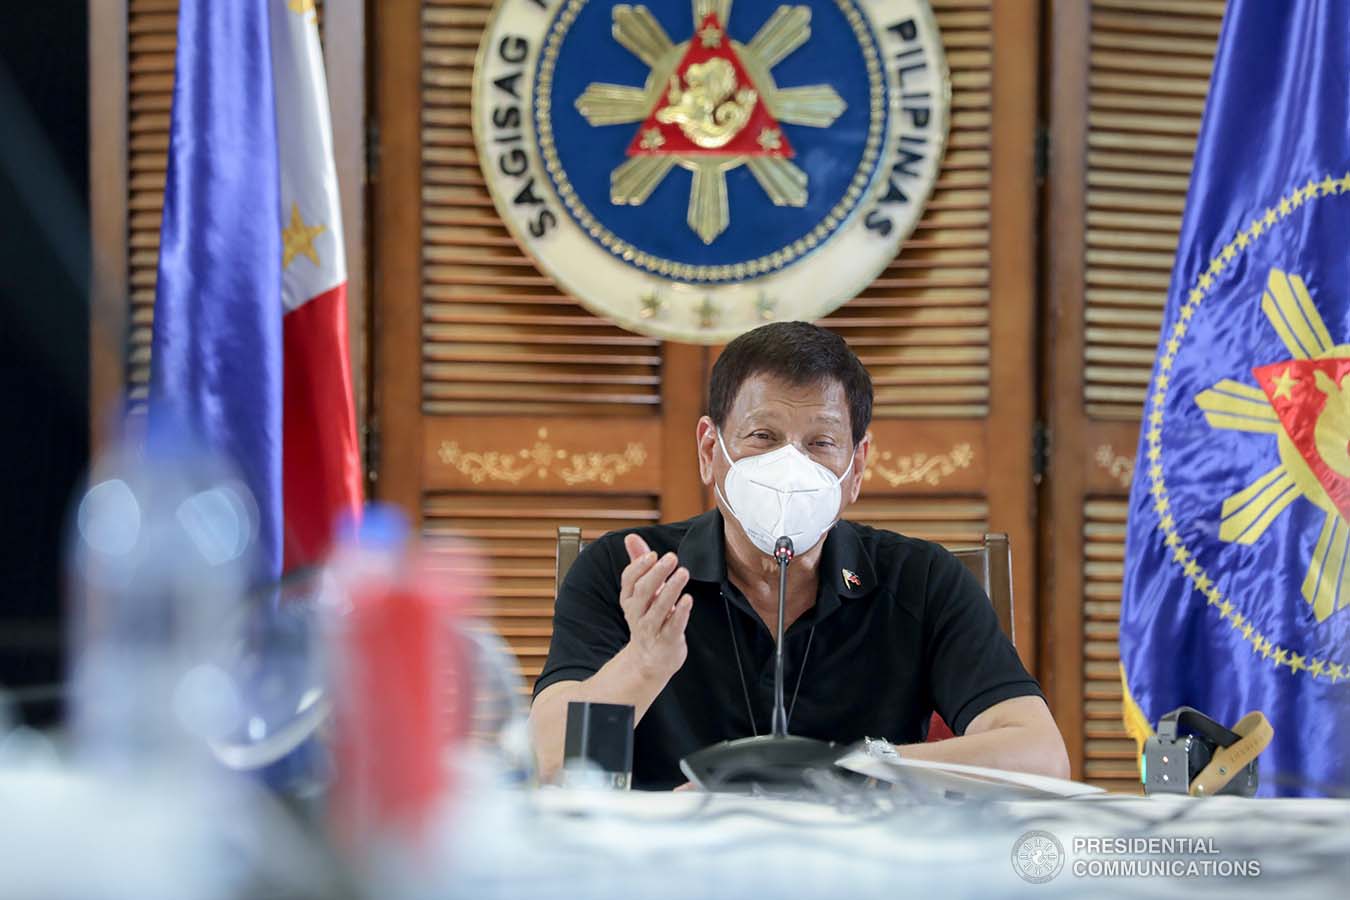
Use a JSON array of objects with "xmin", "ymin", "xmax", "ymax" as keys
[
  {"xmin": 624, "ymin": 533, "xmax": 651, "ymax": 562},
  {"xmin": 631, "ymin": 552, "xmax": 680, "ymax": 613},
  {"xmin": 637, "ymin": 566, "xmax": 688, "ymax": 643},
  {"xmin": 619, "ymin": 549, "xmax": 659, "ymax": 598},
  {"xmin": 650, "ymin": 566, "xmax": 689, "ymax": 620},
  {"xmin": 659, "ymin": 594, "xmax": 693, "ymax": 637}
]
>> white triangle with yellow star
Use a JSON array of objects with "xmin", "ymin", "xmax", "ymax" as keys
[{"xmin": 269, "ymin": 0, "xmax": 346, "ymax": 312}]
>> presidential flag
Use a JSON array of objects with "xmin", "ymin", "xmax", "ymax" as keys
[
  {"xmin": 149, "ymin": 0, "xmax": 362, "ymax": 581},
  {"xmin": 1119, "ymin": 0, "xmax": 1350, "ymax": 796}
]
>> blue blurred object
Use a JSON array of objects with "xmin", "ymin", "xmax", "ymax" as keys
[
  {"xmin": 210, "ymin": 503, "xmax": 411, "ymax": 796},
  {"xmin": 209, "ymin": 569, "xmax": 333, "ymax": 796},
  {"xmin": 68, "ymin": 434, "xmax": 258, "ymax": 772},
  {"xmin": 337, "ymin": 502, "xmax": 409, "ymax": 552}
]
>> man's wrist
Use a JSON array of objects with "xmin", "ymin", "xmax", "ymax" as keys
[{"xmin": 617, "ymin": 641, "xmax": 676, "ymax": 686}]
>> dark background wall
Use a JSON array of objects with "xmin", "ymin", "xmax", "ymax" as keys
[{"xmin": 0, "ymin": 0, "xmax": 90, "ymax": 723}]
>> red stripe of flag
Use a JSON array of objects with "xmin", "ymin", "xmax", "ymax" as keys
[{"xmin": 282, "ymin": 282, "xmax": 362, "ymax": 570}]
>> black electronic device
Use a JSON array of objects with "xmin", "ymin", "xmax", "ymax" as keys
[
  {"xmin": 680, "ymin": 536, "xmax": 839, "ymax": 791},
  {"xmin": 1142, "ymin": 706, "xmax": 1271, "ymax": 797},
  {"xmin": 563, "ymin": 701, "xmax": 634, "ymax": 789}
]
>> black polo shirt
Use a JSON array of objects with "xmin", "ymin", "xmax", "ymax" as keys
[{"xmin": 534, "ymin": 509, "xmax": 1043, "ymax": 790}]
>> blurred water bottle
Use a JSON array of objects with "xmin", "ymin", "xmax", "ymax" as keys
[
  {"xmin": 324, "ymin": 505, "xmax": 475, "ymax": 855},
  {"xmin": 415, "ymin": 532, "xmax": 531, "ymax": 782},
  {"xmin": 205, "ymin": 566, "xmax": 333, "ymax": 800},
  {"xmin": 67, "ymin": 437, "xmax": 256, "ymax": 774},
  {"xmin": 458, "ymin": 625, "xmax": 533, "ymax": 785}
]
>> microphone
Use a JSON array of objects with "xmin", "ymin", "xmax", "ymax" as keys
[
  {"xmin": 679, "ymin": 534, "xmax": 839, "ymax": 792},
  {"xmin": 771, "ymin": 536, "xmax": 793, "ymax": 738}
]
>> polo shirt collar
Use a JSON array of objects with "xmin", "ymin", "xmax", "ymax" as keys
[
  {"xmin": 676, "ymin": 509, "xmax": 878, "ymax": 615},
  {"xmin": 676, "ymin": 508, "xmax": 725, "ymax": 584}
]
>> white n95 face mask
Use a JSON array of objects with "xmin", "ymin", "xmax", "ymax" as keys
[{"xmin": 714, "ymin": 430, "xmax": 854, "ymax": 557}]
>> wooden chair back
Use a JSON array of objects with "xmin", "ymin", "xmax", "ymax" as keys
[
  {"xmin": 950, "ymin": 532, "xmax": 1015, "ymax": 646},
  {"xmin": 556, "ymin": 524, "xmax": 584, "ymax": 594}
]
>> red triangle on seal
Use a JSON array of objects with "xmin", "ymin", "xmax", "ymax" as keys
[
  {"xmin": 1255, "ymin": 357, "xmax": 1350, "ymax": 521},
  {"xmin": 626, "ymin": 13, "xmax": 793, "ymax": 158}
]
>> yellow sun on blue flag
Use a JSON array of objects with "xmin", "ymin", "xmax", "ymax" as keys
[{"xmin": 1120, "ymin": 0, "xmax": 1350, "ymax": 797}]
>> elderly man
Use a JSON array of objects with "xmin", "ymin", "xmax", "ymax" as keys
[{"xmin": 530, "ymin": 322, "xmax": 1069, "ymax": 789}]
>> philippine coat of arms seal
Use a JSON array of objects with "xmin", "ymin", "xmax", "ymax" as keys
[{"xmin": 473, "ymin": 0, "xmax": 949, "ymax": 342}]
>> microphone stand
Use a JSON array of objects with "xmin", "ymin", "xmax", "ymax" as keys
[
  {"xmin": 679, "ymin": 536, "xmax": 839, "ymax": 792},
  {"xmin": 771, "ymin": 536, "xmax": 792, "ymax": 738}
]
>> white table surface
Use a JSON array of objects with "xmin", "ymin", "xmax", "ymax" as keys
[
  {"xmin": 4, "ymin": 769, "xmax": 1348, "ymax": 899},
  {"xmin": 423, "ymin": 783, "xmax": 1350, "ymax": 899}
]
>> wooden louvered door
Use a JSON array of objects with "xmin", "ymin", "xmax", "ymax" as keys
[
  {"xmin": 376, "ymin": 0, "xmax": 708, "ymax": 687},
  {"xmin": 374, "ymin": 0, "xmax": 1042, "ymax": 689},
  {"xmin": 822, "ymin": 0, "xmax": 1037, "ymax": 639},
  {"xmin": 1042, "ymin": 0, "xmax": 1225, "ymax": 790}
]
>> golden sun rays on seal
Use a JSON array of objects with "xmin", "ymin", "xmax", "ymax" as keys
[
  {"xmin": 1195, "ymin": 267, "xmax": 1350, "ymax": 622},
  {"xmin": 574, "ymin": 0, "xmax": 846, "ymax": 243}
]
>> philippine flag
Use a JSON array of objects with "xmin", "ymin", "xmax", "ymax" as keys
[{"xmin": 150, "ymin": 0, "xmax": 362, "ymax": 581}]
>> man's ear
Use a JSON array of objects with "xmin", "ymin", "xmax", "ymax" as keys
[
  {"xmin": 847, "ymin": 431, "xmax": 871, "ymax": 503},
  {"xmin": 696, "ymin": 416, "xmax": 718, "ymax": 486}
]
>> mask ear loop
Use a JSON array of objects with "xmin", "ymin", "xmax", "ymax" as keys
[
  {"xmin": 713, "ymin": 482, "xmax": 735, "ymax": 520},
  {"xmin": 713, "ymin": 429, "xmax": 738, "ymax": 518},
  {"xmin": 714, "ymin": 429, "xmax": 761, "ymax": 526},
  {"xmin": 715, "ymin": 429, "xmax": 736, "ymax": 466},
  {"xmin": 837, "ymin": 452, "xmax": 855, "ymax": 485}
]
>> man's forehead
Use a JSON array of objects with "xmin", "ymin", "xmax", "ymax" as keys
[{"xmin": 726, "ymin": 373, "xmax": 849, "ymax": 420}]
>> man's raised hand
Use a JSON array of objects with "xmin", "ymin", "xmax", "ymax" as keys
[{"xmin": 619, "ymin": 534, "xmax": 693, "ymax": 680}]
